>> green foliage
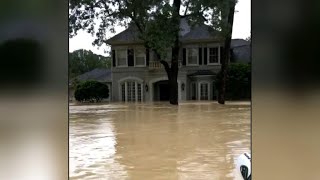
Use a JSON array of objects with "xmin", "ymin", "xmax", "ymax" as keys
[
  {"xmin": 74, "ymin": 81, "xmax": 109, "ymax": 102},
  {"xmin": 69, "ymin": 49, "xmax": 111, "ymax": 78},
  {"xmin": 69, "ymin": 0, "xmax": 237, "ymax": 104},
  {"xmin": 216, "ymin": 63, "xmax": 251, "ymax": 100},
  {"xmin": 69, "ymin": 0, "xmax": 236, "ymax": 57}
]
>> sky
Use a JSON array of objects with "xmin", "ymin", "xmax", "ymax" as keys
[{"xmin": 69, "ymin": 0, "xmax": 251, "ymax": 56}]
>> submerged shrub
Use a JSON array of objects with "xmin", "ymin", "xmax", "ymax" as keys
[{"xmin": 74, "ymin": 81, "xmax": 109, "ymax": 102}]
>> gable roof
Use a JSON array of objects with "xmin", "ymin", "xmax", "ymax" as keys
[
  {"xmin": 231, "ymin": 39, "xmax": 250, "ymax": 48},
  {"xmin": 181, "ymin": 25, "xmax": 221, "ymax": 42},
  {"xmin": 73, "ymin": 68, "xmax": 112, "ymax": 83},
  {"xmin": 106, "ymin": 18, "xmax": 220, "ymax": 45},
  {"xmin": 106, "ymin": 25, "xmax": 142, "ymax": 44}
]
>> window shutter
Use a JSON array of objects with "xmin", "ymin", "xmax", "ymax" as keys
[
  {"xmin": 128, "ymin": 49, "xmax": 134, "ymax": 66},
  {"xmin": 112, "ymin": 50, "xmax": 116, "ymax": 67},
  {"xmin": 146, "ymin": 48, "xmax": 149, "ymax": 66},
  {"xmin": 204, "ymin": 47, "xmax": 207, "ymax": 65},
  {"xmin": 220, "ymin": 46, "xmax": 224, "ymax": 63},
  {"xmin": 182, "ymin": 48, "xmax": 186, "ymax": 65},
  {"xmin": 199, "ymin": 47, "xmax": 202, "ymax": 65}
]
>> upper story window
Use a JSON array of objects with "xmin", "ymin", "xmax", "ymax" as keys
[
  {"xmin": 187, "ymin": 48, "xmax": 198, "ymax": 66},
  {"xmin": 117, "ymin": 49, "xmax": 127, "ymax": 67},
  {"xmin": 135, "ymin": 48, "xmax": 146, "ymax": 66},
  {"xmin": 208, "ymin": 47, "xmax": 220, "ymax": 64}
]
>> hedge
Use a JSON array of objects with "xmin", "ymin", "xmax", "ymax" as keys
[{"xmin": 74, "ymin": 81, "xmax": 109, "ymax": 102}]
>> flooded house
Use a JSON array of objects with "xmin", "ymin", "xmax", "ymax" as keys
[{"xmin": 106, "ymin": 18, "xmax": 226, "ymax": 102}]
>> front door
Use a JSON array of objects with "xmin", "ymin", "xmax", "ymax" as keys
[
  {"xmin": 154, "ymin": 80, "xmax": 170, "ymax": 101},
  {"xmin": 159, "ymin": 82, "xmax": 169, "ymax": 101},
  {"xmin": 200, "ymin": 83, "xmax": 209, "ymax": 100}
]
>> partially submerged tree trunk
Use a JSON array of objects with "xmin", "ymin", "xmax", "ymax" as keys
[
  {"xmin": 163, "ymin": 0, "xmax": 181, "ymax": 105},
  {"xmin": 218, "ymin": 0, "xmax": 236, "ymax": 104},
  {"xmin": 169, "ymin": 42, "xmax": 180, "ymax": 105},
  {"xmin": 159, "ymin": 38, "xmax": 180, "ymax": 105}
]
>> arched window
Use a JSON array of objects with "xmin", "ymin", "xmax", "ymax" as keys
[{"xmin": 120, "ymin": 81, "xmax": 143, "ymax": 102}]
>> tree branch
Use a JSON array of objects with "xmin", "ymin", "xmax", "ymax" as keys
[
  {"xmin": 184, "ymin": 0, "xmax": 190, "ymax": 16},
  {"xmin": 180, "ymin": 11, "xmax": 207, "ymax": 22},
  {"xmin": 160, "ymin": 60, "xmax": 171, "ymax": 73}
]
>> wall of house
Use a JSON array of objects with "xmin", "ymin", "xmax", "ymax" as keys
[
  {"xmin": 110, "ymin": 41, "xmax": 225, "ymax": 102},
  {"xmin": 111, "ymin": 69, "xmax": 187, "ymax": 102}
]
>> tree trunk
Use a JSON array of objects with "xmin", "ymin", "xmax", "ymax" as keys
[
  {"xmin": 160, "ymin": 46, "xmax": 179, "ymax": 105},
  {"xmin": 164, "ymin": 0, "xmax": 181, "ymax": 105},
  {"xmin": 169, "ymin": 45, "xmax": 180, "ymax": 105},
  {"xmin": 218, "ymin": 0, "xmax": 236, "ymax": 104}
]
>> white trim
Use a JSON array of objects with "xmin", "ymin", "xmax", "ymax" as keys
[
  {"xmin": 125, "ymin": 82, "xmax": 128, "ymax": 101},
  {"xmin": 135, "ymin": 82, "xmax": 138, "ymax": 102},
  {"xmin": 118, "ymin": 77, "xmax": 144, "ymax": 102},
  {"xmin": 116, "ymin": 49, "xmax": 128, "ymax": 67},
  {"xmin": 118, "ymin": 76, "xmax": 144, "ymax": 84},
  {"xmin": 207, "ymin": 46, "xmax": 220, "ymax": 65},
  {"xmin": 198, "ymin": 81, "xmax": 210, "ymax": 100},
  {"xmin": 134, "ymin": 48, "xmax": 147, "ymax": 67},
  {"xmin": 186, "ymin": 47, "xmax": 199, "ymax": 66}
]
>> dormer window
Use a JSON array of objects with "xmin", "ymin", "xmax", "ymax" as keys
[
  {"xmin": 116, "ymin": 49, "xmax": 127, "ymax": 67},
  {"xmin": 208, "ymin": 47, "xmax": 220, "ymax": 65},
  {"xmin": 187, "ymin": 48, "xmax": 198, "ymax": 66},
  {"xmin": 134, "ymin": 48, "xmax": 146, "ymax": 67}
]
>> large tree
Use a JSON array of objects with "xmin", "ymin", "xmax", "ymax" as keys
[
  {"xmin": 69, "ymin": 0, "xmax": 236, "ymax": 105},
  {"xmin": 217, "ymin": 0, "xmax": 236, "ymax": 104},
  {"xmin": 69, "ymin": 49, "xmax": 111, "ymax": 78}
]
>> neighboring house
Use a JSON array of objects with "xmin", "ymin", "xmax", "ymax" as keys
[
  {"xmin": 231, "ymin": 39, "xmax": 251, "ymax": 63},
  {"xmin": 69, "ymin": 68, "xmax": 112, "ymax": 101},
  {"xmin": 106, "ymin": 18, "xmax": 231, "ymax": 102}
]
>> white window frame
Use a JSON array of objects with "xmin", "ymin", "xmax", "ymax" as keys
[
  {"xmin": 134, "ymin": 48, "xmax": 146, "ymax": 67},
  {"xmin": 120, "ymin": 81, "xmax": 144, "ymax": 102},
  {"xmin": 207, "ymin": 46, "xmax": 220, "ymax": 65},
  {"xmin": 186, "ymin": 47, "xmax": 199, "ymax": 66},
  {"xmin": 198, "ymin": 81, "xmax": 210, "ymax": 100},
  {"xmin": 116, "ymin": 49, "xmax": 128, "ymax": 67}
]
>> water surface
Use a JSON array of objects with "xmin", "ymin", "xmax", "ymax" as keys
[{"xmin": 69, "ymin": 101, "xmax": 250, "ymax": 179}]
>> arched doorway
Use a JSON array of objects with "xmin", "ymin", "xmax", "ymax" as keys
[
  {"xmin": 153, "ymin": 80, "xmax": 169, "ymax": 101},
  {"xmin": 149, "ymin": 77, "xmax": 181, "ymax": 102},
  {"xmin": 118, "ymin": 77, "xmax": 144, "ymax": 102}
]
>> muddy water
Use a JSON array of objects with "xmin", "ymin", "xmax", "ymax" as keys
[{"xmin": 69, "ymin": 101, "xmax": 250, "ymax": 180}]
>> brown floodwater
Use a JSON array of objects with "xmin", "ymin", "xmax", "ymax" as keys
[{"xmin": 69, "ymin": 101, "xmax": 250, "ymax": 180}]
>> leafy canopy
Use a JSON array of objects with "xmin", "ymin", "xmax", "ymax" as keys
[
  {"xmin": 69, "ymin": 0, "xmax": 236, "ymax": 58},
  {"xmin": 74, "ymin": 80, "xmax": 109, "ymax": 102},
  {"xmin": 69, "ymin": 49, "xmax": 111, "ymax": 78}
]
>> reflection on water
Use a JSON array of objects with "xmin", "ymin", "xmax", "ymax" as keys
[{"xmin": 69, "ymin": 101, "xmax": 250, "ymax": 179}]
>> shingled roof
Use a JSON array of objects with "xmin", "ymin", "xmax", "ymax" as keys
[
  {"xmin": 231, "ymin": 39, "xmax": 250, "ymax": 48},
  {"xmin": 106, "ymin": 25, "xmax": 142, "ymax": 44},
  {"xmin": 106, "ymin": 18, "xmax": 220, "ymax": 45},
  {"xmin": 180, "ymin": 25, "xmax": 220, "ymax": 42},
  {"xmin": 73, "ymin": 68, "xmax": 112, "ymax": 83}
]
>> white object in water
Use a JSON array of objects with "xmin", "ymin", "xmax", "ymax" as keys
[{"xmin": 236, "ymin": 152, "xmax": 251, "ymax": 180}]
